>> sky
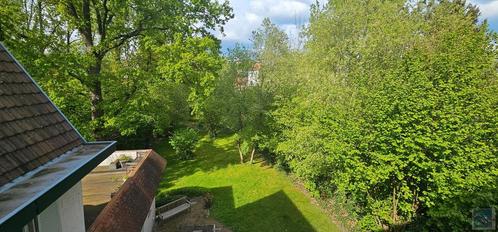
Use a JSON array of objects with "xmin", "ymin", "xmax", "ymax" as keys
[{"xmin": 216, "ymin": 0, "xmax": 498, "ymax": 51}]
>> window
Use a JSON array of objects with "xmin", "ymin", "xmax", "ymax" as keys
[{"xmin": 22, "ymin": 217, "xmax": 39, "ymax": 232}]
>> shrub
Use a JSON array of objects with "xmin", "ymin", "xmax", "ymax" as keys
[
  {"xmin": 169, "ymin": 128, "xmax": 200, "ymax": 160},
  {"xmin": 117, "ymin": 154, "xmax": 133, "ymax": 162}
]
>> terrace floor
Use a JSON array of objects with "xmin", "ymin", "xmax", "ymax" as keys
[{"xmin": 82, "ymin": 164, "xmax": 136, "ymax": 229}]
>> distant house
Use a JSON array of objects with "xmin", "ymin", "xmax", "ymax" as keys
[
  {"xmin": 0, "ymin": 43, "xmax": 166, "ymax": 232},
  {"xmin": 247, "ymin": 62, "xmax": 261, "ymax": 86},
  {"xmin": 234, "ymin": 62, "xmax": 262, "ymax": 89}
]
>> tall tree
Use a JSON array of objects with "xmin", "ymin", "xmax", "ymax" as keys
[{"xmin": 0, "ymin": 0, "xmax": 233, "ymax": 139}]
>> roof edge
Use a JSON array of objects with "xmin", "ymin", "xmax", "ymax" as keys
[
  {"xmin": 88, "ymin": 149, "xmax": 167, "ymax": 232},
  {"xmin": 0, "ymin": 141, "xmax": 117, "ymax": 232}
]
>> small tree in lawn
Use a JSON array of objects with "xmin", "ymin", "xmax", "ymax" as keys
[
  {"xmin": 169, "ymin": 128, "xmax": 200, "ymax": 160},
  {"xmin": 203, "ymin": 42, "xmax": 275, "ymax": 164}
]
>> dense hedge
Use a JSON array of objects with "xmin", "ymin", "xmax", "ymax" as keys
[{"xmin": 260, "ymin": 1, "xmax": 498, "ymax": 231}]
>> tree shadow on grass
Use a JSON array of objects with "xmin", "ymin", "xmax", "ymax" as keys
[
  {"xmin": 155, "ymin": 135, "xmax": 241, "ymax": 190},
  {"xmin": 161, "ymin": 186, "xmax": 317, "ymax": 232}
]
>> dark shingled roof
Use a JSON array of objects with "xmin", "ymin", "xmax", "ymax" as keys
[
  {"xmin": 0, "ymin": 43, "xmax": 84, "ymax": 186},
  {"xmin": 88, "ymin": 150, "xmax": 166, "ymax": 232},
  {"xmin": 0, "ymin": 43, "xmax": 116, "ymax": 232}
]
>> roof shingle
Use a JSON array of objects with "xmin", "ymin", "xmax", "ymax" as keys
[
  {"xmin": 88, "ymin": 150, "xmax": 166, "ymax": 232},
  {"xmin": 0, "ymin": 44, "xmax": 84, "ymax": 186}
]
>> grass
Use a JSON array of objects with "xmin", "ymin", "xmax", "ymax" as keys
[{"xmin": 155, "ymin": 134, "xmax": 340, "ymax": 232}]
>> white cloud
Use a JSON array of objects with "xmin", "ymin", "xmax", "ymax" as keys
[
  {"xmin": 217, "ymin": 0, "xmax": 322, "ymax": 50},
  {"xmin": 218, "ymin": 0, "xmax": 498, "ymax": 50},
  {"xmin": 246, "ymin": 12, "xmax": 262, "ymax": 24},
  {"xmin": 251, "ymin": 0, "xmax": 309, "ymax": 22},
  {"xmin": 470, "ymin": 0, "xmax": 498, "ymax": 20},
  {"xmin": 468, "ymin": 0, "xmax": 498, "ymax": 31}
]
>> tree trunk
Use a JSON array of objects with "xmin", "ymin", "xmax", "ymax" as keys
[
  {"xmin": 237, "ymin": 140, "xmax": 244, "ymax": 163},
  {"xmin": 88, "ymin": 58, "xmax": 104, "ymax": 139},
  {"xmin": 37, "ymin": 0, "xmax": 43, "ymax": 35},
  {"xmin": 250, "ymin": 147, "xmax": 255, "ymax": 164},
  {"xmin": 392, "ymin": 187, "xmax": 398, "ymax": 225}
]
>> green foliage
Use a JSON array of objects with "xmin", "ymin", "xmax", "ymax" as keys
[
  {"xmin": 253, "ymin": 1, "xmax": 498, "ymax": 231},
  {"xmin": 0, "ymin": 0, "xmax": 232, "ymax": 142},
  {"xmin": 102, "ymin": 44, "xmax": 192, "ymax": 142},
  {"xmin": 2, "ymin": 0, "xmax": 497, "ymax": 230},
  {"xmin": 156, "ymin": 35, "xmax": 223, "ymax": 118},
  {"xmin": 169, "ymin": 128, "xmax": 200, "ymax": 160},
  {"xmin": 252, "ymin": 18, "xmax": 290, "ymax": 67},
  {"xmin": 117, "ymin": 155, "xmax": 133, "ymax": 163},
  {"xmin": 201, "ymin": 44, "xmax": 274, "ymax": 162}
]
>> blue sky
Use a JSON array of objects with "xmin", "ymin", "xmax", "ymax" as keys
[{"xmin": 216, "ymin": 0, "xmax": 498, "ymax": 51}]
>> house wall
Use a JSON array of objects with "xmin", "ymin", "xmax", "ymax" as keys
[
  {"xmin": 141, "ymin": 198, "xmax": 156, "ymax": 232},
  {"xmin": 37, "ymin": 182, "xmax": 85, "ymax": 232},
  {"xmin": 247, "ymin": 70, "xmax": 259, "ymax": 86}
]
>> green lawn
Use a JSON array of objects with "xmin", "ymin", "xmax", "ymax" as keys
[{"xmin": 155, "ymin": 135, "xmax": 340, "ymax": 232}]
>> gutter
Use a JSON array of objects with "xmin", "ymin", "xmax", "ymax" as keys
[{"xmin": 0, "ymin": 141, "xmax": 117, "ymax": 232}]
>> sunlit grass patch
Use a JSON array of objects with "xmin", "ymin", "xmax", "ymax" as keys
[{"xmin": 155, "ymin": 135, "xmax": 339, "ymax": 232}]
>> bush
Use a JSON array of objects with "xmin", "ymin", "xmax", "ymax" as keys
[
  {"xmin": 117, "ymin": 154, "xmax": 133, "ymax": 162},
  {"xmin": 169, "ymin": 128, "xmax": 200, "ymax": 160}
]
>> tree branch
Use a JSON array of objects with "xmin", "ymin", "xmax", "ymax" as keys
[
  {"xmin": 91, "ymin": 0, "xmax": 104, "ymax": 39},
  {"xmin": 102, "ymin": 27, "xmax": 143, "ymax": 54},
  {"xmin": 65, "ymin": 1, "xmax": 93, "ymax": 48},
  {"xmin": 81, "ymin": 0, "xmax": 93, "ymax": 47}
]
